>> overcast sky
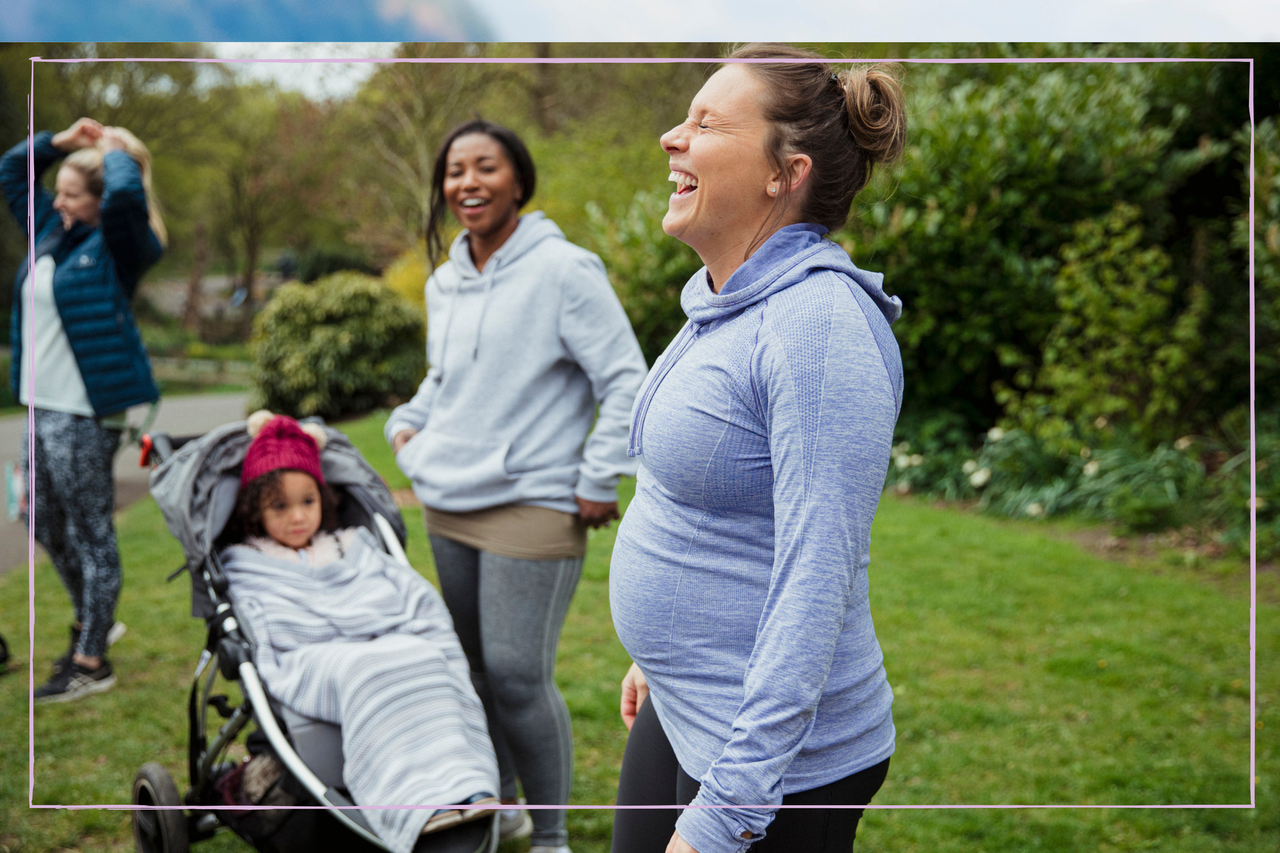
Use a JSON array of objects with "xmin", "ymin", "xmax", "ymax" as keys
[
  {"xmin": 10, "ymin": 0, "xmax": 1276, "ymax": 101},
  {"xmin": 206, "ymin": 0, "xmax": 1277, "ymax": 102},
  {"xmin": 471, "ymin": 0, "xmax": 1279, "ymax": 43}
]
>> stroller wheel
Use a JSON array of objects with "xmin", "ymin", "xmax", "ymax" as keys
[{"xmin": 132, "ymin": 762, "xmax": 189, "ymax": 853}]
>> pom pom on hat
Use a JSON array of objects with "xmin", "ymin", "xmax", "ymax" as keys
[{"xmin": 241, "ymin": 410, "xmax": 326, "ymax": 488}]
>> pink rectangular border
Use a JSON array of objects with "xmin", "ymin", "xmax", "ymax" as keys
[{"xmin": 22, "ymin": 49, "xmax": 1258, "ymax": 817}]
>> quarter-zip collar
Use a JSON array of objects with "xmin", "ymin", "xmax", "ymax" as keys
[{"xmin": 682, "ymin": 223, "xmax": 901, "ymax": 326}]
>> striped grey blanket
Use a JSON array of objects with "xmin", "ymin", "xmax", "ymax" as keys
[{"xmin": 220, "ymin": 528, "xmax": 498, "ymax": 853}]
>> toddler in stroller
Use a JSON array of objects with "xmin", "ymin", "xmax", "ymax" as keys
[{"xmin": 137, "ymin": 412, "xmax": 499, "ymax": 853}]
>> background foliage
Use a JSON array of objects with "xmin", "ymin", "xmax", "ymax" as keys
[{"xmin": 0, "ymin": 42, "xmax": 1274, "ymax": 553}]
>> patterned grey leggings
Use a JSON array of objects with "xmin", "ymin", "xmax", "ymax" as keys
[
  {"xmin": 429, "ymin": 534, "xmax": 582, "ymax": 850},
  {"xmin": 22, "ymin": 409, "xmax": 122, "ymax": 659}
]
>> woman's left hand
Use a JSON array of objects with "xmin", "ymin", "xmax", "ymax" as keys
[
  {"xmin": 576, "ymin": 497, "xmax": 620, "ymax": 529},
  {"xmin": 666, "ymin": 831, "xmax": 699, "ymax": 853},
  {"xmin": 52, "ymin": 118, "xmax": 103, "ymax": 152},
  {"xmin": 100, "ymin": 127, "xmax": 128, "ymax": 152}
]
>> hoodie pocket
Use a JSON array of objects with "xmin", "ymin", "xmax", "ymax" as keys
[{"xmin": 396, "ymin": 428, "xmax": 515, "ymax": 505}]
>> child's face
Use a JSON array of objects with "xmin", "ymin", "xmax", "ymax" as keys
[{"xmin": 260, "ymin": 471, "xmax": 323, "ymax": 549}]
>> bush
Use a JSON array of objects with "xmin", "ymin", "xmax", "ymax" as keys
[
  {"xmin": 883, "ymin": 410, "xmax": 977, "ymax": 501},
  {"xmin": 585, "ymin": 190, "xmax": 702, "ymax": 366},
  {"xmin": 247, "ymin": 271, "xmax": 425, "ymax": 420},
  {"xmin": 382, "ymin": 241, "xmax": 429, "ymax": 313},
  {"xmin": 1234, "ymin": 116, "xmax": 1280, "ymax": 414},
  {"xmin": 998, "ymin": 202, "xmax": 1213, "ymax": 451},
  {"xmin": 885, "ymin": 413, "xmax": 1278, "ymax": 560}
]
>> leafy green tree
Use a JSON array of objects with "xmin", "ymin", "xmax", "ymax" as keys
[{"xmin": 841, "ymin": 52, "xmax": 1228, "ymax": 431}]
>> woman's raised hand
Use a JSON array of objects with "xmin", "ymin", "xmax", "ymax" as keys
[
  {"xmin": 100, "ymin": 127, "xmax": 128, "ymax": 152},
  {"xmin": 620, "ymin": 661, "xmax": 649, "ymax": 731},
  {"xmin": 52, "ymin": 118, "xmax": 104, "ymax": 152}
]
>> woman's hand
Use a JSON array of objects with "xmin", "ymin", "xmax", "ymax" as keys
[
  {"xmin": 52, "ymin": 118, "xmax": 103, "ymax": 152},
  {"xmin": 99, "ymin": 127, "xmax": 128, "ymax": 153},
  {"xmin": 392, "ymin": 429, "xmax": 418, "ymax": 454},
  {"xmin": 665, "ymin": 830, "xmax": 700, "ymax": 853},
  {"xmin": 576, "ymin": 496, "xmax": 619, "ymax": 529},
  {"xmin": 620, "ymin": 662, "xmax": 649, "ymax": 731}
]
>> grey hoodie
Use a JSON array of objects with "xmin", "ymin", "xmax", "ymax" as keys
[{"xmin": 385, "ymin": 212, "xmax": 646, "ymax": 514}]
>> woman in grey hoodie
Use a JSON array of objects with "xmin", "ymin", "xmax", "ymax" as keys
[
  {"xmin": 385, "ymin": 119, "xmax": 646, "ymax": 853},
  {"xmin": 609, "ymin": 46, "xmax": 908, "ymax": 853}
]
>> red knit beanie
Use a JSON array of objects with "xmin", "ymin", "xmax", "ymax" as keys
[{"xmin": 240, "ymin": 411, "xmax": 327, "ymax": 488}]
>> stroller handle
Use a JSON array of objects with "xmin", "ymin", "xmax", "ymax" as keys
[{"xmin": 139, "ymin": 431, "xmax": 201, "ymax": 467}]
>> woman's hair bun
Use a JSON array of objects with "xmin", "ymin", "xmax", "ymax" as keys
[
  {"xmin": 723, "ymin": 43, "xmax": 907, "ymax": 234},
  {"xmin": 838, "ymin": 66, "xmax": 907, "ymax": 166}
]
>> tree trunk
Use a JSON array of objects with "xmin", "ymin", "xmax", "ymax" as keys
[
  {"xmin": 239, "ymin": 230, "xmax": 260, "ymax": 338},
  {"xmin": 532, "ymin": 44, "xmax": 557, "ymax": 136},
  {"xmin": 182, "ymin": 221, "xmax": 208, "ymax": 333}
]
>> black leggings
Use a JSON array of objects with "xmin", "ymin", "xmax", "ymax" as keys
[{"xmin": 612, "ymin": 698, "xmax": 890, "ymax": 852}]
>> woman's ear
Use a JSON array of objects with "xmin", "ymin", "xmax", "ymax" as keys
[{"xmin": 782, "ymin": 152, "xmax": 813, "ymax": 194}]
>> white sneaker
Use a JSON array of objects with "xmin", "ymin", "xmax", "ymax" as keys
[
  {"xmin": 528, "ymin": 847, "xmax": 572, "ymax": 853},
  {"xmin": 107, "ymin": 621, "xmax": 127, "ymax": 646},
  {"xmin": 498, "ymin": 807, "xmax": 533, "ymax": 841}
]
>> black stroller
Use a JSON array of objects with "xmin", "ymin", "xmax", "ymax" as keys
[{"xmin": 132, "ymin": 419, "xmax": 498, "ymax": 853}]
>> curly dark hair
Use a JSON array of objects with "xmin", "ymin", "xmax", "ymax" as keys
[{"xmin": 221, "ymin": 469, "xmax": 341, "ymax": 545}]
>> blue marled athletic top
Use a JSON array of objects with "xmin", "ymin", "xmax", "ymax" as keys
[{"xmin": 609, "ymin": 224, "xmax": 904, "ymax": 853}]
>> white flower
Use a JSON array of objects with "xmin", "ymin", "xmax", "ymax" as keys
[
  {"xmin": 969, "ymin": 467, "xmax": 991, "ymax": 487},
  {"xmin": 962, "ymin": 459, "xmax": 978, "ymax": 474},
  {"xmin": 1174, "ymin": 436, "xmax": 1193, "ymax": 451},
  {"xmin": 987, "ymin": 427, "xmax": 1006, "ymax": 442},
  {"xmin": 895, "ymin": 454, "xmax": 911, "ymax": 470},
  {"xmin": 1026, "ymin": 502, "xmax": 1044, "ymax": 517},
  {"xmin": 1080, "ymin": 446, "xmax": 1091, "ymax": 459},
  {"xmin": 909, "ymin": 454, "xmax": 924, "ymax": 467},
  {"xmin": 1083, "ymin": 460, "xmax": 1100, "ymax": 477},
  {"xmin": 894, "ymin": 441, "xmax": 911, "ymax": 455},
  {"xmin": 1094, "ymin": 416, "xmax": 1108, "ymax": 429}
]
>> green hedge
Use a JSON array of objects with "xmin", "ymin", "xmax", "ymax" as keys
[{"xmin": 247, "ymin": 271, "xmax": 425, "ymax": 420}]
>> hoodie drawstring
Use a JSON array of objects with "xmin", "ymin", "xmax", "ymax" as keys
[
  {"xmin": 472, "ymin": 256, "xmax": 498, "ymax": 360},
  {"xmin": 434, "ymin": 273, "xmax": 461, "ymax": 385}
]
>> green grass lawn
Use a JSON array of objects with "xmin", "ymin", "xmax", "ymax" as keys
[{"xmin": 1, "ymin": 411, "xmax": 1276, "ymax": 852}]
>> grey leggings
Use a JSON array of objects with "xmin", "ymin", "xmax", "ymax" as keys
[
  {"xmin": 22, "ymin": 409, "xmax": 122, "ymax": 659},
  {"xmin": 429, "ymin": 534, "xmax": 582, "ymax": 849}
]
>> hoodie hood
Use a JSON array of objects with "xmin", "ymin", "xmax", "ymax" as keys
[
  {"xmin": 681, "ymin": 223, "xmax": 901, "ymax": 327},
  {"xmin": 445, "ymin": 210, "xmax": 564, "ymax": 283}
]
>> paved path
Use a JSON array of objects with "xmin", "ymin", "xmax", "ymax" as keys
[{"xmin": 0, "ymin": 392, "xmax": 250, "ymax": 575}]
